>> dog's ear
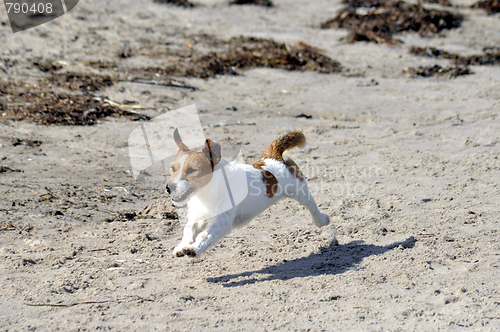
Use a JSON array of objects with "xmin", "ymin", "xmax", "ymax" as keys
[
  {"xmin": 202, "ymin": 139, "xmax": 221, "ymax": 171},
  {"xmin": 173, "ymin": 128, "xmax": 189, "ymax": 152}
]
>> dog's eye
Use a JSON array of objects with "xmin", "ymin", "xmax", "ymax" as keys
[
  {"xmin": 170, "ymin": 166, "xmax": 176, "ymax": 173},
  {"xmin": 185, "ymin": 168, "xmax": 195, "ymax": 175}
]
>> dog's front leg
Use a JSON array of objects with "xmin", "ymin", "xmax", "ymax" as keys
[
  {"xmin": 181, "ymin": 213, "xmax": 233, "ymax": 258},
  {"xmin": 173, "ymin": 218, "xmax": 207, "ymax": 257}
]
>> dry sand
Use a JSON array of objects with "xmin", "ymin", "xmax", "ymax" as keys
[{"xmin": 1, "ymin": 0, "xmax": 500, "ymax": 330}]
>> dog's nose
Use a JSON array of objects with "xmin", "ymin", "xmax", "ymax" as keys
[{"xmin": 166, "ymin": 183, "xmax": 175, "ymax": 194}]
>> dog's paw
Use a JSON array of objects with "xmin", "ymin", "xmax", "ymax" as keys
[
  {"xmin": 173, "ymin": 244, "xmax": 187, "ymax": 257},
  {"xmin": 173, "ymin": 249, "xmax": 185, "ymax": 257},
  {"xmin": 314, "ymin": 213, "xmax": 330, "ymax": 227},
  {"xmin": 182, "ymin": 247, "xmax": 197, "ymax": 257}
]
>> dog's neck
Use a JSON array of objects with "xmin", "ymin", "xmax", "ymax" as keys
[{"xmin": 188, "ymin": 158, "xmax": 232, "ymax": 214}]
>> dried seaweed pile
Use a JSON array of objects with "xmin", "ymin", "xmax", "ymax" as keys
[
  {"xmin": 0, "ymin": 81, "xmax": 147, "ymax": 125},
  {"xmin": 472, "ymin": 0, "xmax": 500, "ymax": 14},
  {"xmin": 230, "ymin": 0, "xmax": 274, "ymax": 6},
  {"xmin": 409, "ymin": 46, "xmax": 458, "ymax": 59},
  {"xmin": 153, "ymin": 0, "xmax": 195, "ymax": 8},
  {"xmin": 423, "ymin": 0, "xmax": 452, "ymax": 5},
  {"xmin": 321, "ymin": 0, "xmax": 464, "ymax": 44},
  {"xmin": 405, "ymin": 65, "xmax": 472, "ymax": 78},
  {"xmin": 154, "ymin": 0, "xmax": 274, "ymax": 7},
  {"xmin": 137, "ymin": 37, "xmax": 342, "ymax": 79},
  {"xmin": 410, "ymin": 46, "xmax": 500, "ymax": 66},
  {"xmin": 0, "ymin": 166, "xmax": 23, "ymax": 173},
  {"xmin": 407, "ymin": 46, "xmax": 500, "ymax": 78},
  {"xmin": 48, "ymin": 73, "xmax": 114, "ymax": 92}
]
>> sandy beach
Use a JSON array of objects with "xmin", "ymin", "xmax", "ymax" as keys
[{"xmin": 1, "ymin": 0, "xmax": 499, "ymax": 330}]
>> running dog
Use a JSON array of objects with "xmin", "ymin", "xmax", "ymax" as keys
[{"xmin": 166, "ymin": 129, "xmax": 330, "ymax": 257}]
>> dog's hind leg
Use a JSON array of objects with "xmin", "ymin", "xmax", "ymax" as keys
[{"xmin": 286, "ymin": 179, "xmax": 330, "ymax": 228}]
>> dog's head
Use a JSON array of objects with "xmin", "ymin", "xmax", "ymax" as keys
[{"xmin": 165, "ymin": 128, "xmax": 221, "ymax": 205}]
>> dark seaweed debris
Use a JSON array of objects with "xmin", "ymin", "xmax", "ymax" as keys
[
  {"xmin": 409, "ymin": 46, "xmax": 458, "ymax": 59},
  {"xmin": 33, "ymin": 59, "xmax": 63, "ymax": 73},
  {"xmin": 230, "ymin": 0, "xmax": 273, "ymax": 7},
  {"xmin": 0, "ymin": 166, "xmax": 23, "ymax": 173},
  {"xmin": 153, "ymin": 0, "xmax": 195, "ymax": 7},
  {"xmin": 11, "ymin": 138, "xmax": 42, "ymax": 147},
  {"xmin": 295, "ymin": 113, "xmax": 312, "ymax": 119},
  {"xmin": 1, "ymin": 82, "xmax": 148, "ymax": 125},
  {"xmin": 48, "ymin": 73, "xmax": 114, "ymax": 92},
  {"xmin": 136, "ymin": 37, "xmax": 341, "ymax": 79},
  {"xmin": 423, "ymin": 0, "xmax": 452, "ymax": 6},
  {"xmin": 86, "ymin": 60, "xmax": 118, "ymax": 70},
  {"xmin": 472, "ymin": 0, "xmax": 500, "ymax": 14},
  {"xmin": 321, "ymin": 0, "xmax": 463, "ymax": 44},
  {"xmin": 406, "ymin": 65, "xmax": 472, "ymax": 78},
  {"xmin": 410, "ymin": 46, "xmax": 500, "ymax": 66},
  {"xmin": 459, "ymin": 52, "xmax": 500, "ymax": 66}
]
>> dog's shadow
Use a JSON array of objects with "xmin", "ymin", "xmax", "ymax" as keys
[{"xmin": 206, "ymin": 236, "xmax": 416, "ymax": 287}]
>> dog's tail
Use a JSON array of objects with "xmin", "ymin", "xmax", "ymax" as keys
[{"xmin": 261, "ymin": 130, "xmax": 306, "ymax": 161}]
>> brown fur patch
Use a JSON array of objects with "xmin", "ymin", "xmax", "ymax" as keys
[
  {"xmin": 261, "ymin": 130, "xmax": 305, "ymax": 161},
  {"xmin": 183, "ymin": 152, "xmax": 214, "ymax": 186},
  {"xmin": 262, "ymin": 170, "xmax": 278, "ymax": 198},
  {"xmin": 251, "ymin": 131, "xmax": 306, "ymax": 197},
  {"xmin": 284, "ymin": 159, "xmax": 304, "ymax": 181},
  {"xmin": 251, "ymin": 160, "xmax": 278, "ymax": 197},
  {"xmin": 166, "ymin": 150, "xmax": 214, "ymax": 191},
  {"xmin": 251, "ymin": 159, "xmax": 266, "ymax": 169},
  {"xmin": 202, "ymin": 139, "xmax": 221, "ymax": 171},
  {"xmin": 167, "ymin": 130, "xmax": 223, "ymax": 193}
]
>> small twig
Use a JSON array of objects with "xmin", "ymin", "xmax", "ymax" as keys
[
  {"xmin": 24, "ymin": 296, "xmax": 154, "ymax": 307},
  {"xmin": 0, "ymin": 223, "xmax": 16, "ymax": 231},
  {"xmin": 7, "ymin": 103, "xmax": 32, "ymax": 106},
  {"xmin": 450, "ymin": 317, "xmax": 500, "ymax": 327},
  {"xmin": 102, "ymin": 99, "xmax": 143, "ymax": 110},
  {"xmin": 121, "ymin": 79, "xmax": 197, "ymax": 91},
  {"xmin": 25, "ymin": 300, "xmax": 111, "ymax": 307},
  {"xmin": 95, "ymin": 98, "xmax": 151, "ymax": 121},
  {"xmin": 39, "ymin": 193, "xmax": 54, "ymax": 201}
]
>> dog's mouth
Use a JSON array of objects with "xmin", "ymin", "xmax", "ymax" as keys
[{"xmin": 171, "ymin": 188, "xmax": 194, "ymax": 204}]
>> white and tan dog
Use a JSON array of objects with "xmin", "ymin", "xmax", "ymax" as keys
[{"xmin": 166, "ymin": 129, "xmax": 330, "ymax": 258}]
